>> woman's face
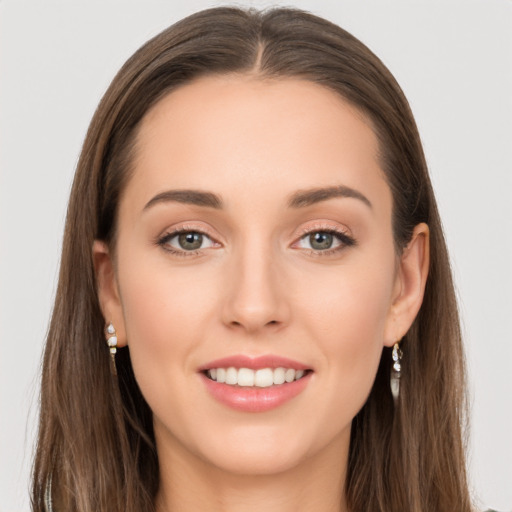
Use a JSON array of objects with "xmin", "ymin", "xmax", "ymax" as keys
[{"xmin": 99, "ymin": 76, "xmax": 414, "ymax": 476}]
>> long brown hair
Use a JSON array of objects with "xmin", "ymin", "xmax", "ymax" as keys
[{"xmin": 32, "ymin": 7, "xmax": 473, "ymax": 512}]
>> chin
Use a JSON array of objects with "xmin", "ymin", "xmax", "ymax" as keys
[
  {"xmin": 185, "ymin": 420, "xmax": 345, "ymax": 477},
  {"xmin": 201, "ymin": 439, "xmax": 309, "ymax": 476}
]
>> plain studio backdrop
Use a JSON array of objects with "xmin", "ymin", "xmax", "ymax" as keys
[{"xmin": 0, "ymin": 1, "xmax": 511, "ymax": 511}]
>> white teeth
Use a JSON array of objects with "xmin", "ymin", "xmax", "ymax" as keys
[
  {"xmin": 237, "ymin": 367, "xmax": 255, "ymax": 386},
  {"xmin": 207, "ymin": 367, "xmax": 307, "ymax": 387},
  {"xmin": 225, "ymin": 367, "xmax": 238, "ymax": 385},
  {"xmin": 255, "ymin": 368, "xmax": 274, "ymax": 387},
  {"xmin": 273, "ymin": 367, "xmax": 286, "ymax": 385},
  {"xmin": 285, "ymin": 368, "xmax": 295, "ymax": 383},
  {"xmin": 216, "ymin": 368, "xmax": 226, "ymax": 383}
]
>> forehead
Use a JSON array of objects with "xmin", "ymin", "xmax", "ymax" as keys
[{"xmin": 124, "ymin": 75, "xmax": 390, "ymax": 214}]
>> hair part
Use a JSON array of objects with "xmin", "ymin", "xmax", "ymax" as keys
[{"xmin": 32, "ymin": 7, "xmax": 472, "ymax": 512}]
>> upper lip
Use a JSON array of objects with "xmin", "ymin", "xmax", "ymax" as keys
[{"xmin": 198, "ymin": 355, "xmax": 311, "ymax": 372}]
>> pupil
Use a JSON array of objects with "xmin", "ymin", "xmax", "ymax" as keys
[
  {"xmin": 310, "ymin": 232, "xmax": 333, "ymax": 250},
  {"xmin": 178, "ymin": 232, "xmax": 202, "ymax": 250}
]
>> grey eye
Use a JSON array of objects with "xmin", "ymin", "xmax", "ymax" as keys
[
  {"xmin": 295, "ymin": 230, "xmax": 347, "ymax": 252},
  {"xmin": 165, "ymin": 231, "xmax": 215, "ymax": 251},
  {"xmin": 178, "ymin": 232, "xmax": 204, "ymax": 250},
  {"xmin": 308, "ymin": 232, "xmax": 334, "ymax": 250}
]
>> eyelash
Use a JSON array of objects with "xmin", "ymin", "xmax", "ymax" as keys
[
  {"xmin": 296, "ymin": 227, "xmax": 356, "ymax": 257},
  {"xmin": 155, "ymin": 226, "xmax": 217, "ymax": 257},
  {"xmin": 155, "ymin": 226, "xmax": 356, "ymax": 257}
]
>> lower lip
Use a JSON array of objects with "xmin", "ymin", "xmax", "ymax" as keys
[{"xmin": 201, "ymin": 372, "xmax": 312, "ymax": 412}]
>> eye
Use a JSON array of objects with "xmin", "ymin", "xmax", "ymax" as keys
[
  {"xmin": 302, "ymin": 231, "xmax": 337, "ymax": 250},
  {"xmin": 295, "ymin": 229, "xmax": 355, "ymax": 253},
  {"xmin": 158, "ymin": 230, "xmax": 217, "ymax": 253}
]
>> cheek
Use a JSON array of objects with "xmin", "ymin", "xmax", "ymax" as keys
[
  {"xmin": 115, "ymin": 253, "xmax": 220, "ymax": 397},
  {"xmin": 298, "ymin": 252, "xmax": 395, "ymax": 343},
  {"xmin": 294, "ymin": 251, "xmax": 395, "ymax": 407}
]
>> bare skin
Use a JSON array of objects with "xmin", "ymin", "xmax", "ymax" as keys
[{"xmin": 94, "ymin": 75, "xmax": 429, "ymax": 512}]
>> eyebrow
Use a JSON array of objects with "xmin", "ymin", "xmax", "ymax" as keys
[
  {"xmin": 287, "ymin": 185, "xmax": 372, "ymax": 209},
  {"xmin": 143, "ymin": 184, "xmax": 372, "ymax": 212},
  {"xmin": 143, "ymin": 189, "xmax": 223, "ymax": 211}
]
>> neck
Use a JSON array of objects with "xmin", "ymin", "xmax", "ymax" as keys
[{"xmin": 155, "ymin": 431, "xmax": 350, "ymax": 512}]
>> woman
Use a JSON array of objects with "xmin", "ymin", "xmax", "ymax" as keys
[{"xmin": 32, "ymin": 6, "xmax": 475, "ymax": 512}]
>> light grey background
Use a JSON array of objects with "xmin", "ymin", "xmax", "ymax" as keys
[{"xmin": 1, "ymin": 1, "xmax": 511, "ymax": 511}]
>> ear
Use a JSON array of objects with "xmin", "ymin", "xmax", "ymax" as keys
[
  {"xmin": 92, "ymin": 240, "xmax": 127, "ymax": 347},
  {"xmin": 384, "ymin": 223, "xmax": 430, "ymax": 347}
]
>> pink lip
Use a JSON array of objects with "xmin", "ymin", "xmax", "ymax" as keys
[
  {"xmin": 198, "ymin": 354, "xmax": 312, "ymax": 413},
  {"xmin": 200, "ymin": 372, "xmax": 312, "ymax": 412}
]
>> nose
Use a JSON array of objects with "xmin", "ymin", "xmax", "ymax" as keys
[{"xmin": 221, "ymin": 239, "xmax": 290, "ymax": 335}]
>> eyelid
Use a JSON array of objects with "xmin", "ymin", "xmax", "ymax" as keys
[
  {"xmin": 294, "ymin": 220, "xmax": 353, "ymax": 239},
  {"xmin": 158, "ymin": 222, "xmax": 220, "ymax": 241}
]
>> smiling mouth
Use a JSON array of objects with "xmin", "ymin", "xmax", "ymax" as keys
[{"xmin": 204, "ymin": 367, "xmax": 310, "ymax": 387}]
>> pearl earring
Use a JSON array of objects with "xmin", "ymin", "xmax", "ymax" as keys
[
  {"xmin": 105, "ymin": 322, "xmax": 118, "ymax": 373},
  {"xmin": 390, "ymin": 341, "xmax": 403, "ymax": 403}
]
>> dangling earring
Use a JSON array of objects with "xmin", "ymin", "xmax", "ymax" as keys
[
  {"xmin": 390, "ymin": 341, "xmax": 403, "ymax": 403},
  {"xmin": 105, "ymin": 322, "xmax": 118, "ymax": 374}
]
